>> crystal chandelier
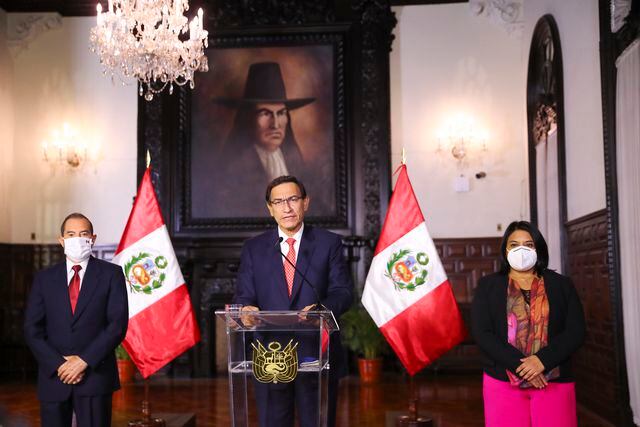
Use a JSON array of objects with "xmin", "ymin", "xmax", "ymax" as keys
[{"xmin": 90, "ymin": 0, "xmax": 209, "ymax": 101}]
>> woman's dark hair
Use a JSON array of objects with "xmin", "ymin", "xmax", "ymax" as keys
[
  {"xmin": 499, "ymin": 220, "xmax": 549, "ymax": 275},
  {"xmin": 265, "ymin": 175, "xmax": 307, "ymax": 202}
]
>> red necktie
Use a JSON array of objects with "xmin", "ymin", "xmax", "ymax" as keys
[
  {"xmin": 284, "ymin": 238, "xmax": 296, "ymax": 297},
  {"xmin": 69, "ymin": 265, "xmax": 82, "ymax": 313}
]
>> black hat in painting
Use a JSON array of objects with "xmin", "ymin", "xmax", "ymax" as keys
[{"xmin": 213, "ymin": 62, "xmax": 315, "ymax": 110}]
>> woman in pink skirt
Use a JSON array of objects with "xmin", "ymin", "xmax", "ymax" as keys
[{"xmin": 471, "ymin": 221, "xmax": 585, "ymax": 427}]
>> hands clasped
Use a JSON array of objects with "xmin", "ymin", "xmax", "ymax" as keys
[
  {"xmin": 516, "ymin": 355, "xmax": 547, "ymax": 389},
  {"xmin": 58, "ymin": 355, "xmax": 88, "ymax": 385}
]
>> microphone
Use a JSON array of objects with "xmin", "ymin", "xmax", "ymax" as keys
[{"xmin": 276, "ymin": 236, "xmax": 327, "ymax": 311}]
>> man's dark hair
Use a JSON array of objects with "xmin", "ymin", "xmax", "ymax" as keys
[
  {"xmin": 499, "ymin": 220, "xmax": 549, "ymax": 276},
  {"xmin": 60, "ymin": 212, "xmax": 94, "ymax": 236},
  {"xmin": 265, "ymin": 175, "xmax": 307, "ymax": 202}
]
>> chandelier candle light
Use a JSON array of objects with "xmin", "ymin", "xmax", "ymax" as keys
[{"xmin": 90, "ymin": 0, "xmax": 209, "ymax": 101}]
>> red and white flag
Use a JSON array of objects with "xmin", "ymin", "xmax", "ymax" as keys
[
  {"xmin": 362, "ymin": 164, "xmax": 466, "ymax": 375},
  {"xmin": 112, "ymin": 167, "xmax": 200, "ymax": 378}
]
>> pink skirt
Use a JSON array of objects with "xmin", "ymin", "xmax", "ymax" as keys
[{"xmin": 483, "ymin": 373, "xmax": 577, "ymax": 427}]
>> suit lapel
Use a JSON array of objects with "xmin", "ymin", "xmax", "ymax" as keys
[
  {"xmin": 289, "ymin": 226, "xmax": 315, "ymax": 307},
  {"xmin": 267, "ymin": 230, "xmax": 291, "ymax": 305},
  {"xmin": 54, "ymin": 262, "xmax": 74, "ymax": 323},
  {"xmin": 72, "ymin": 257, "xmax": 101, "ymax": 324}
]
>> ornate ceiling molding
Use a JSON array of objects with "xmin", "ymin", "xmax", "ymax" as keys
[
  {"xmin": 6, "ymin": 12, "xmax": 62, "ymax": 57},
  {"xmin": 468, "ymin": 0, "xmax": 523, "ymax": 37}
]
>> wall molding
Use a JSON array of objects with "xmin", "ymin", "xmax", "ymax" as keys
[
  {"xmin": 6, "ymin": 12, "xmax": 62, "ymax": 58},
  {"xmin": 468, "ymin": 0, "xmax": 523, "ymax": 37}
]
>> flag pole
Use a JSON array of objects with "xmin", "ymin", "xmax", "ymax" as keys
[
  {"xmin": 143, "ymin": 379, "xmax": 150, "ymax": 423},
  {"xmin": 396, "ymin": 374, "xmax": 432, "ymax": 426},
  {"xmin": 396, "ymin": 150, "xmax": 434, "ymax": 427},
  {"xmin": 128, "ymin": 147, "xmax": 166, "ymax": 427},
  {"xmin": 128, "ymin": 378, "xmax": 166, "ymax": 426}
]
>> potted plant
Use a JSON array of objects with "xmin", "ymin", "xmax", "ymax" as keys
[
  {"xmin": 340, "ymin": 305, "xmax": 388, "ymax": 384},
  {"xmin": 115, "ymin": 344, "xmax": 136, "ymax": 384}
]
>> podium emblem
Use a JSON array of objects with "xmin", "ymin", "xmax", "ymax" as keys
[{"xmin": 251, "ymin": 340, "xmax": 299, "ymax": 383}]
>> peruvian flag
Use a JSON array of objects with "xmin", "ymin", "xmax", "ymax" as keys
[
  {"xmin": 362, "ymin": 164, "xmax": 466, "ymax": 375},
  {"xmin": 112, "ymin": 167, "xmax": 200, "ymax": 378}
]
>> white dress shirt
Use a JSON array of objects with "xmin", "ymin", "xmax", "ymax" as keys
[
  {"xmin": 278, "ymin": 223, "xmax": 304, "ymax": 264},
  {"xmin": 254, "ymin": 144, "xmax": 290, "ymax": 181},
  {"xmin": 65, "ymin": 258, "xmax": 90, "ymax": 291}
]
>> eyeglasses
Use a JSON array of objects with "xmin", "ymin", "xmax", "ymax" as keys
[{"xmin": 269, "ymin": 195, "xmax": 303, "ymax": 207}]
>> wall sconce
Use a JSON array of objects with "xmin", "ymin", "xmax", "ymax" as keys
[
  {"xmin": 436, "ymin": 114, "xmax": 489, "ymax": 191},
  {"xmin": 41, "ymin": 123, "xmax": 98, "ymax": 169}
]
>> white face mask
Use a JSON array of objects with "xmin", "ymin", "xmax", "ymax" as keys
[
  {"xmin": 507, "ymin": 246, "xmax": 537, "ymax": 272},
  {"xmin": 64, "ymin": 237, "xmax": 93, "ymax": 263}
]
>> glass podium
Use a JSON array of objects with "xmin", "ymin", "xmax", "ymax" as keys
[{"xmin": 215, "ymin": 309, "xmax": 339, "ymax": 427}]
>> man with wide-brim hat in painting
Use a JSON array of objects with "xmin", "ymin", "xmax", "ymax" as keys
[{"xmin": 211, "ymin": 62, "xmax": 316, "ymax": 217}]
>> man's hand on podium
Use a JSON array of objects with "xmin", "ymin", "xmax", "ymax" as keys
[
  {"xmin": 297, "ymin": 304, "xmax": 316, "ymax": 321},
  {"xmin": 241, "ymin": 305, "xmax": 259, "ymax": 327}
]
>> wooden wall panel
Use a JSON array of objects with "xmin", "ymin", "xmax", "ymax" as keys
[
  {"xmin": 430, "ymin": 237, "xmax": 501, "ymax": 371},
  {"xmin": 0, "ymin": 244, "xmax": 64, "ymax": 379},
  {"xmin": 0, "ymin": 244, "xmax": 111, "ymax": 380},
  {"xmin": 566, "ymin": 209, "xmax": 621, "ymax": 425}
]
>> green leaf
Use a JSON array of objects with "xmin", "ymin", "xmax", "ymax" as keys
[
  {"xmin": 340, "ymin": 306, "xmax": 390, "ymax": 359},
  {"xmin": 115, "ymin": 344, "xmax": 130, "ymax": 360}
]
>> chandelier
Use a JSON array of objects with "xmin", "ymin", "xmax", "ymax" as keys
[{"xmin": 90, "ymin": 0, "xmax": 209, "ymax": 101}]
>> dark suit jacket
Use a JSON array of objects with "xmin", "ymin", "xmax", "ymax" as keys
[
  {"xmin": 471, "ymin": 270, "xmax": 585, "ymax": 382},
  {"xmin": 233, "ymin": 225, "xmax": 353, "ymax": 374},
  {"xmin": 24, "ymin": 256, "xmax": 129, "ymax": 401}
]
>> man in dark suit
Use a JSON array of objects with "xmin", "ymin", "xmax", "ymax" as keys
[
  {"xmin": 234, "ymin": 175, "xmax": 353, "ymax": 427},
  {"xmin": 24, "ymin": 213, "xmax": 129, "ymax": 427}
]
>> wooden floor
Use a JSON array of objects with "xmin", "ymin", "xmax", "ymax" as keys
[{"xmin": 0, "ymin": 374, "xmax": 608, "ymax": 426}]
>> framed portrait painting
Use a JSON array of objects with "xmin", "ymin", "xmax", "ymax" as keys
[{"xmin": 174, "ymin": 31, "xmax": 349, "ymax": 234}]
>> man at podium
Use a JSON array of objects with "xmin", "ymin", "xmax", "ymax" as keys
[{"xmin": 234, "ymin": 175, "xmax": 354, "ymax": 427}]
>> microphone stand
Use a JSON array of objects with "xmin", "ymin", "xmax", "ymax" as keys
[{"xmin": 276, "ymin": 237, "xmax": 327, "ymax": 312}]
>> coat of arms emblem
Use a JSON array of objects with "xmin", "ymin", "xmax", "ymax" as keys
[
  {"xmin": 123, "ymin": 252, "xmax": 169, "ymax": 294},
  {"xmin": 385, "ymin": 249, "xmax": 430, "ymax": 291},
  {"xmin": 251, "ymin": 340, "xmax": 299, "ymax": 384}
]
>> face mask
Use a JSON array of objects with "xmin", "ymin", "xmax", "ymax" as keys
[
  {"xmin": 507, "ymin": 246, "xmax": 537, "ymax": 272},
  {"xmin": 64, "ymin": 237, "xmax": 93, "ymax": 263}
]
